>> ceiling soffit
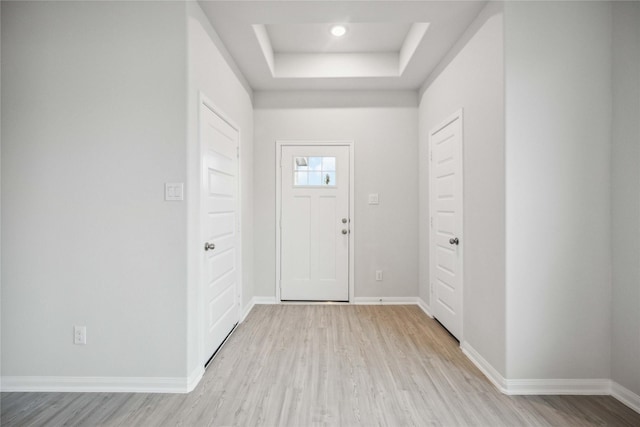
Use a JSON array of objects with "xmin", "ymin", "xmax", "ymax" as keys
[
  {"xmin": 253, "ymin": 22, "xmax": 430, "ymax": 79},
  {"xmin": 198, "ymin": 1, "xmax": 488, "ymax": 91}
]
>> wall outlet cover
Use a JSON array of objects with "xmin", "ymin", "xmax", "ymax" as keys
[{"xmin": 74, "ymin": 326, "xmax": 87, "ymax": 345}]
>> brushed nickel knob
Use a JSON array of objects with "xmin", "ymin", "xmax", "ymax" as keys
[
  {"xmin": 449, "ymin": 237, "xmax": 459, "ymax": 245},
  {"xmin": 204, "ymin": 242, "xmax": 216, "ymax": 251}
]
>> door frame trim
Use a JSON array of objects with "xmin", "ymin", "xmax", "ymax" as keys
[
  {"xmin": 429, "ymin": 109, "xmax": 464, "ymax": 341},
  {"xmin": 197, "ymin": 93, "xmax": 242, "ymax": 367},
  {"xmin": 275, "ymin": 140, "xmax": 355, "ymax": 303}
]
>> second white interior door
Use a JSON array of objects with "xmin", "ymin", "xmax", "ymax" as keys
[
  {"xmin": 280, "ymin": 145, "xmax": 350, "ymax": 301},
  {"xmin": 201, "ymin": 103, "xmax": 240, "ymax": 364},
  {"xmin": 430, "ymin": 112, "xmax": 463, "ymax": 340}
]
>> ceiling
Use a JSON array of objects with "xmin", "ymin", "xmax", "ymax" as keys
[{"xmin": 199, "ymin": 1, "xmax": 487, "ymax": 92}]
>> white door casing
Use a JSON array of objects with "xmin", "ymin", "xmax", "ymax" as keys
[
  {"xmin": 276, "ymin": 142, "xmax": 354, "ymax": 302},
  {"xmin": 429, "ymin": 110, "xmax": 463, "ymax": 340},
  {"xmin": 200, "ymin": 100, "xmax": 240, "ymax": 365}
]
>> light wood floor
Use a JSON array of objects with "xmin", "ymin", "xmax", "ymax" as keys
[{"xmin": 2, "ymin": 305, "xmax": 640, "ymax": 426}]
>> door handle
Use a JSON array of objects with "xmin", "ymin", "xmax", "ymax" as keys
[
  {"xmin": 342, "ymin": 229, "xmax": 348, "ymax": 235},
  {"xmin": 204, "ymin": 242, "xmax": 216, "ymax": 251},
  {"xmin": 449, "ymin": 237, "xmax": 459, "ymax": 245}
]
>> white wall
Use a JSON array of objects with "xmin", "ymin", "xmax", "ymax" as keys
[
  {"xmin": 185, "ymin": 1, "xmax": 254, "ymax": 377},
  {"xmin": 504, "ymin": 1, "xmax": 612, "ymax": 379},
  {"xmin": 418, "ymin": 1, "xmax": 506, "ymax": 375},
  {"xmin": 1, "ymin": 1, "xmax": 188, "ymax": 378},
  {"xmin": 253, "ymin": 91, "xmax": 418, "ymax": 300},
  {"xmin": 611, "ymin": 1, "xmax": 640, "ymax": 397}
]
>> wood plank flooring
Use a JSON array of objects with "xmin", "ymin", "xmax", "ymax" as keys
[{"xmin": 2, "ymin": 305, "xmax": 640, "ymax": 426}]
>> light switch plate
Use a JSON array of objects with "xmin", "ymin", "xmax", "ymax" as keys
[
  {"xmin": 368, "ymin": 193, "xmax": 379, "ymax": 205},
  {"xmin": 165, "ymin": 183, "xmax": 184, "ymax": 201}
]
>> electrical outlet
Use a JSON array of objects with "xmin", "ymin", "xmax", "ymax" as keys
[
  {"xmin": 74, "ymin": 326, "xmax": 87, "ymax": 345},
  {"xmin": 376, "ymin": 270, "xmax": 383, "ymax": 281}
]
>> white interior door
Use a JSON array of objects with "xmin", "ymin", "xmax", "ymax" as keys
[
  {"xmin": 430, "ymin": 111, "xmax": 463, "ymax": 340},
  {"xmin": 280, "ymin": 145, "xmax": 350, "ymax": 301},
  {"xmin": 201, "ymin": 103, "xmax": 240, "ymax": 364}
]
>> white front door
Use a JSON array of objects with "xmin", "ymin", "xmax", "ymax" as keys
[
  {"xmin": 430, "ymin": 111, "xmax": 463, "ymax": 340},
  {"xmin": 279, "ymin": 145, "xmax": 350, "ymax": 301},
  {"xmin": 201, "ymin": 103, "xmax": 240, "ymax": 364}
]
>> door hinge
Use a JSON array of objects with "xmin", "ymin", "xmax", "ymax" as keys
[
  {"xmin": 430, "ymin": 217, "xmax": 433, "ymax": 228},
  {"xmin": 236, "ymin": 147, "xmax": 240, "ymax": 159},
  {"xmin": 430, "ymin": 151, "xmax": 433, "ymax": 161}
]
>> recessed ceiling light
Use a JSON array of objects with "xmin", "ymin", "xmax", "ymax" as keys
[{"xmin": 330, "ymin": 25, "xmax": 347, "ymax": 37}]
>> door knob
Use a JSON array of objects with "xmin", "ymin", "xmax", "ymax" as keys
[
  {"xmin": 449, "ymin": 237, "xmax": 459, "ymax": 245},
  {"xmin": 342, "ymin": 229, "xmax": 348, "ymax": 235},
  {"xmin": 204, "ymin": 242, "xmax": 216, "ymax": 251},
  {"xmin": 342, "ymin": 218, "xmax": 348, "ymax": 224}
]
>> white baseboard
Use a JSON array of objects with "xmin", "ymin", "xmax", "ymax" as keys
[
  {"xmin": 247, "ymin": 296, "xmax": 432, "ymax": 317},
  {"xmin": 503, "ymin": 378, "xmax": 610, "ymax": 395},
  {"xmin": 253, "ymin": 296, "xmax": 277, "ymax": 304},
  {"xmin": 461, "ymin": 341, "xmax": 508, "ymax": 393},
  {"xmin": 241, "ymin": 296, "xmax": 277, "ymax": 322},
  {"xmin": 1, "ymin": 374, "xmax": 199, "ymax": 394},
  {"xmin": 352, "ymin": 296, "xmax": 419, "ymax": 305},
  {"xmin": 416, "ymin": 297, "xmax": 433, "ymax": 318},
  {"xmin": 11, "ymin": 298, "xmax": 636, "ymax": 410},
  {"xmin": 186, "ymin": 366, "xmax": 204, "ymax": 393},
  {"xmin": 461, "ymin": 341, "xmax": 610, "ymax": 395},
  {"xmin": 240, "ymin": 295, "xmax": 419, "ymax": 321},
  {"xmin": 461, "ymin": 341, "xmax": 640, "ymax": 414},
  {"xmin": 612, "ymin": 381, "xmax": 640, "ymax": 414},
  {"xmin": 240, "ymin": 299, "xmax": 255, "ymax": 322}
]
